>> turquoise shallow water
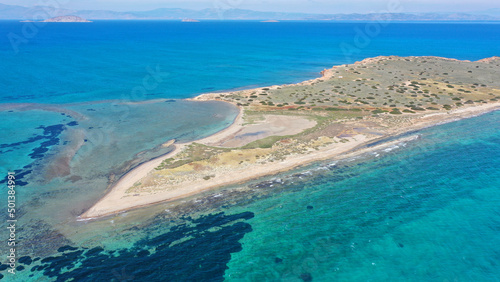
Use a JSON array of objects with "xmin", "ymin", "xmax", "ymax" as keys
[
  {"xmin": 1, "ymin": 108, "xmax": 497, "ymax": 281},
  {"xmin": 0, "ymin": 21, "xmax": 499, "ymax": 281},
  {"xmin": 223, "ymin": 111, "xmax": 500, "ymax": 281}
]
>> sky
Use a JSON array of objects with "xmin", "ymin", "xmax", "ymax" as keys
[{"xmin": 2, "ymin": 0, "xmax": 499, "ymax": 14}]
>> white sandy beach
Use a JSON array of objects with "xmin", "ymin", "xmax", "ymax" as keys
[{"xmin": 80, "ymin": 100, "xmax": 500, "ymax": 219}]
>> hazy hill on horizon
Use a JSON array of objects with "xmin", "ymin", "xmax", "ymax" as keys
[{"xmin": 0, "ymin": 2, "xmax": 499, "ymax": 21}]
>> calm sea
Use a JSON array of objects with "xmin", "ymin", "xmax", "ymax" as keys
[{"xmin": 0, "ymin": 21, "xmax": 499, "ymax": 281}]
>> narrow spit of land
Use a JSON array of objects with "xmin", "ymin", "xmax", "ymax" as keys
[{"xmin": 81, "ymin": 56, "xmax": 500, "ymax": 219}]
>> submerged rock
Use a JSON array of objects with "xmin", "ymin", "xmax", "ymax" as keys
[
  {"xmin": 19, "ymin": 256, "xmax": 33, "ymax": 265},
  {"xmin": 300, "ymin": 272, "xmax": 313, "ymax": 281}
]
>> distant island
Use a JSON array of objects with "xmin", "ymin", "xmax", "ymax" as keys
[
  {"xmin": 43, "ymin": 16, "xmax": 92, "ymax": 22},
  {"xmin": 182, "ymin": 18, "xmax": 200, "ymax": 22},
  {"xmin": 261, "ymin": 20, "xmax": 280, "ymax": 22},
  {"xmin": 1, "ymin": 3, "xmax": 499, "ymax": 21}
]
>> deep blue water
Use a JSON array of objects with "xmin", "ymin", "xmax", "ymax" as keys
[
  {"xmin": 1, "ymin": 21, "xmax": 500, "ymax": 104},
  {"xmin": 0, "ymin": 21, "xmax": 499, "ymax": 281}
]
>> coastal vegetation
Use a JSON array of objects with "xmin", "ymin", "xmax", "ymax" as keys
[
  {"xmin": 127, "ymin": 56, "xmax": 500, "ymax": 194},
  {"xmin": 83, "ymin": 56, "xmax": 500, "ymax": 218}
]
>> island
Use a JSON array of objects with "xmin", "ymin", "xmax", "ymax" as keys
[
  {"xmin": 43, "ymin": 16, "xmax": 92, "ymax": 22},
  {"xmin": 81, "ymin": 56, "xmax": 500, "ymax": 219},
  {"xmin": 182, "ymin": 18, "xmax": 200, "ymax": 22}
]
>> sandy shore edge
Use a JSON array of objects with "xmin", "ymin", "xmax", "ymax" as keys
[{"xmin": 79, "ymin": 99, "xmax": 500, "ymax": 220}]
